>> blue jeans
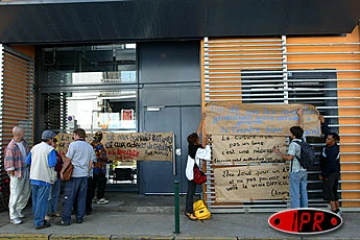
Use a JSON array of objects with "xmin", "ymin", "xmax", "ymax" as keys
[
  {"xmin": 61, "ymin": 177, "xmax": 88, "ymax": 224},
  {"xmin": 48, "ymin": 177, "xmax": 61, "ymax": 213},
  {"xmin": 31, "ymin": 185, "xmax": 51, "ymax": 227},
  {"xmin": 290, "ymin": 171, "xmax": 308, "ymax": 208}
]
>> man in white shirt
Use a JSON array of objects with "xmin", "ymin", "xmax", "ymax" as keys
[
  {"xmin": 274, "ymin": 109, "xmax": 308, "ymax": 208},
  {"xmin": 56, "ymin": 128, "xmax": 95, "ymax": 226}
]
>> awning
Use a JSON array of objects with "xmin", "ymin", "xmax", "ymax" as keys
[{"xmin": 0, "ymin": 0, "xmax": 359, "ymax": 44}]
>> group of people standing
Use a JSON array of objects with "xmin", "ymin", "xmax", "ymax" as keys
[
  {"xmin": 4, "ymin": 127, "xmax": 110, "ymax": 229},
  {"xmin": 273, "ymin": 109, "xmax": 341, "ymax": 215},
  {"xmin": 185, "ymin": 109, "xmax": 342, "ymax": 220}
]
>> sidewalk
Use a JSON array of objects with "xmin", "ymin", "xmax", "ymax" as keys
[{"xmin": 0, "ymin": 193, "xmax": 359, "ymax": 239}]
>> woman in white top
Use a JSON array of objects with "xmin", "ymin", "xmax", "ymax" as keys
[{"xmin": 185, "ymin": 114, "xmax": 211, "ymax": 220}]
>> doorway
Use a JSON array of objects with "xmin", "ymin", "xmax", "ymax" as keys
[{"xmin": 141, "ymin": 105, "xmax": 202, "ymax": 194}]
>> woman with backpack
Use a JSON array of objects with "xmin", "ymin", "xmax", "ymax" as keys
[{"xmin": 185, "ymin": 113, "xmax": 211, "ymax": 220}]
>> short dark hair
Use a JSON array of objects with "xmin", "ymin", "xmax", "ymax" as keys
[
  {"xmin": 290, "ymin": 126, "xmax": 304, "ymax": 139},
  {"xmin": 73, "ymin": 128, "xmax": 86, "ymax": 139},
  {"xmin": 187, "ymin": 132, "xmax": 199, "ymax": 145},
  {"xmin": 328, "ymin": 132, "xmax": 340, "ymax": 142}
]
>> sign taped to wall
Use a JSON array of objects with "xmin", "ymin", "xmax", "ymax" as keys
[
  {"xmin": 214, "ymin": 165, "xmax": 289, "ymax": 202},
  {"xmin": 205, "ymin": 103, "xmax": 320, "ymax": 136},
  {"xmin": 212, "ymin": 135, "xmax": 287, "ymax": 165},
  {"xmin": 57, "ymin": 132, "xmax": 174, "ymax": 162}
]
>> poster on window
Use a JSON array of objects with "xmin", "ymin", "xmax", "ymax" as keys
[{"xmin": 56, "ymin": 132, "xmax": 173, "ymax": 162}]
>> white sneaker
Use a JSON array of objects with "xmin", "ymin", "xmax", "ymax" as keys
[
  {"xmin": 18, "ymin": 213, "xmax": 25, "ymax": 219},
  {"xmin": 337, "ymin": 210, "xmax": 343, "ymax": 217},
  {"xmin": 10, "ymin": 218, "xmax": 22, "ymax": 225},
  {"xmin": 96, "ymin": 198, "xmax": 109, "ymax": 205}
]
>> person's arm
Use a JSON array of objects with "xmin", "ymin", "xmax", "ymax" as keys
[
  {"xmin": 47, "ymin": 150, "xmax": 57, "ymax": 168},
  {"xmin": 274, "ymin": 141, "xmax": 296, "ymax": 161},
  {"xmin": 273, "ymin": 148, "xmax": 294, "ymax": 161},
  {"xmin": 89, "ymin": 150, "xmax": 96, "ymax": 172},
  {"xmin": 5, "ymin": 148, "xmax": 15, "ymax": 176},
  {"xmin": 60, "ymin": 157, "xmax": 71, "ymax": 180},
  {"xmin": 319, "ymin": 115, "xmax": 331, "ymax": 137},
  {"xmin": 196, "ymin": 113, "xmax": 206, "ymax": 136},
  {"xmin": 25, "ymin": 152, "xmax": 32, "ymax": 166},
  {"xmin": 195, "ymin": 145, "xmax": 212, "ymax": 161},
  {"xmin": 297, "ymin": 108, "xmax": 304, "ymax": 128}
]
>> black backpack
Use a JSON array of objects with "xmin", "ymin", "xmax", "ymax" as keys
[{"xmin": 293, "ymin": 141, "xmax": 316, "ymax": 170}]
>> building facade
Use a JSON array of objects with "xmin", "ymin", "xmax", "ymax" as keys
[{"xmin": 0, "ymin": 0, "xmax": 359, "ymax": 213}]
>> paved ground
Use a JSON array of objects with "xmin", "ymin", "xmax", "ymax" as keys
[{"xmin": 0, "ymin": 193, "xmax": 359, "ymax": 239}]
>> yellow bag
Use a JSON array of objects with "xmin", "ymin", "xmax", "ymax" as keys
[
  {"xmin": 193, "ymin": 199, "xmax": 207, "ymax": 211},
  {"xmin": 193, "ymin": 200, "xmax": 211, "ymax": 220}
]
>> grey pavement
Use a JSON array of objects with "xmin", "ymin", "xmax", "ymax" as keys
[{"xmin": 0, "ymin": 193, "xmax": 359, "ymax": 239}]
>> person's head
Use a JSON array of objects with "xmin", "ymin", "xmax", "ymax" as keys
[
  {"xmin": 73, "ymin": 128, "xmax": 86, "ymax": 140},
  {"xmin": 94, "ymin": 131, "xmax": 103, "ymax": 141},
  {"xmin": 51, "ymin": 137, "xmax": 58, "ymax": 148},
  {"xmin": 326, "ymin": 132, "xmax": 340, "ymax": 147},
  {"xmin": 289, "ymin": 126, "xmax": 304, "ymax": 139},
  {"xmin": 41, "ymin": 130, "xmax": 56, "ymax": 144},
  {"xmin": 187, "ymin": 132, "xmax": 200, "ymax": 145},
  {"xmin": 12, "ymin": 126, "xmax": 25, "ymax": 142}
]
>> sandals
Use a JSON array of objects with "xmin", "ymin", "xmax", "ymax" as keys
[{"xmin": 185, "ymin": 212, "xmax": 197, "ymax": 221}]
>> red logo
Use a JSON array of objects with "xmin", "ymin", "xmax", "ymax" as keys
[{"xmin": 268, "ymin": 208, "xmax": 342, "ymax": 235}]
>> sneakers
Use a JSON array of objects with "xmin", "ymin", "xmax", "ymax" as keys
[
  {"xmin": 96, "ymin": 198, "xmax": 109, "ymax": 205},
  {"xmin": 92, "ymin": 198, "xmax": 98, "ymax": 203},
  {"xmin": 10, "ymin": 218, "xmax": 22, "ymax": 225},
  {"xmin": 337, "ymin": 209, "xmax": 343, "ymax": 217},
  {"xmin": 18, "ymin": 213, "xmax": 26, "ymax": 219},
  {"xmin": 55, "ymin": 220, "xmax": 70, "ymax": 226}
]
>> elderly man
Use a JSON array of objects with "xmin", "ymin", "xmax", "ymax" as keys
[
  {"xmin": 26, "ymin": 130, "xmax": 57, "ymax": 229},
  {"xmin": 4, "ymin": 126, "xmax": 31, "ymax": 225},
  {"xmin": 57, "ymin": 128, "xmax": 95, "ymax": 226}
]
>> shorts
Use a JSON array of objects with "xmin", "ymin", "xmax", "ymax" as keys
[{"xmin": 323, "ymin": 172, "xmax": 340, "ymax": 201}]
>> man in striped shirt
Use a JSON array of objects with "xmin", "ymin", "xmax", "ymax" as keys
[{"xmin": 4, "ymin": 126, "xmax": 31, "ymax": 225}]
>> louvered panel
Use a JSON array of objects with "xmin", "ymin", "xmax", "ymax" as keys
[
  {"xmin": 202, "ymin": 26, "xmax": 360, "ymax": 213},
  {"xmin": 44, "ymin": 92, "xmax": 68, "ymax": 131},
  {"xmin": 0, "ymin": 45, "xmax": 34, "ymax": 212}
]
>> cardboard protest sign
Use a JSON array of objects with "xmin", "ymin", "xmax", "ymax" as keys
[
  {"xmin": 212, "ymin": 135, "xmax": 287, "ymax": 165},
  {"xmin": 205, "ymin": 103, "xmax": 320, "ymax": 136},
  {"xmin": 214, "ymin": 165, "xmax": 290, "ymax": 202},
  {"xmin": 57, "ymin": 132, "xmax": 173, "ymax": 162}
]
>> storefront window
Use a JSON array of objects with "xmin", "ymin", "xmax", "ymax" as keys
[{"xmin": 40, "ymin": 44, "xmax": 138, "ymax": 187}]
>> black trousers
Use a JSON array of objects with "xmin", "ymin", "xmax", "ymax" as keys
[
  {"xmin": 185, "ymin": 180, "xmax": 196, "ymax": 214},
  {"xmin": 91, "ymin": 174, "xmax": 107, "ymax": 199}
]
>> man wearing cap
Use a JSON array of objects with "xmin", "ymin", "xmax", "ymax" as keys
[
  {"xmin": 25, "ymin": 130, "xmax": 57, "ymax": 229},
  {"xmin": 4, "ymin": 126, "xmax": 31, "ymax": 225}
]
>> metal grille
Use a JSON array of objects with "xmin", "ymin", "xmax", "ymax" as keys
[
  {"xmin": 43, "ymin": 93, "xmax": 68, "ymax": 132},
  {"xmin": 203, "ymin": 27, "xmax": 360, "ymax": 213},
  {"xmin": 0, "ymin": 45, "xmax": 34, "ymax": 211}
]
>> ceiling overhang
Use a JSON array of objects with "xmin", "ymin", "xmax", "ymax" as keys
[{"xmin": 0, "ymin": 0, "xmax": 359, "ymax": 44}]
